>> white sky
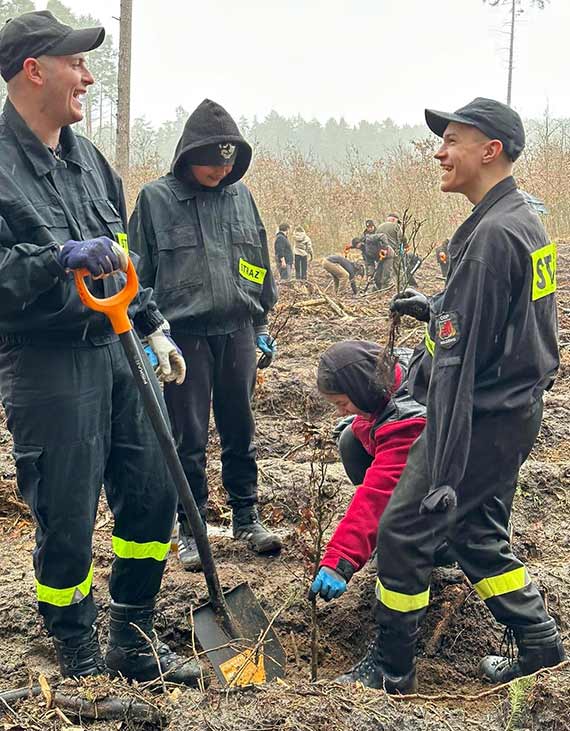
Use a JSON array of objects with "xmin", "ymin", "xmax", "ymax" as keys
[{"xmin": 37, "ymin": 0, "xmax": 570, "ymax": 127}]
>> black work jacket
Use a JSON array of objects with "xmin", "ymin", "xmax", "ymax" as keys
[
  {"xmin": 408, "ymin": 177, "xmax": 559, "ymax": 494},
  {"xmin": 0, "ymin": 100, "xmax": 162, "ymax": 344},
  {"xmin": 274, "ymin": 231, "xmax": 293, "ymax": 265},
  {"xmin": 130, "ymin": 174, "xmax": 277, "ymax": 336}
]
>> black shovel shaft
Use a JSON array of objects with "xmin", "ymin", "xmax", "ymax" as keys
[{"xmin": 119, "ymin": 330, "xmax": 236, "ymax": 637}]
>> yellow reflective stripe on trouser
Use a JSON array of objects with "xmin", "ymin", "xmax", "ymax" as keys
[
  {"xmin": 112, "ymin": 536, "xmax": 170, "ymax": 562},
  {"xmin": 36, "ymin": 563, "xmax": 93, "ymax": 607},
  {"xmin": 424, "ymin": 326, "xmax": 435, "ymax": 356},
  {"xmin": 376, "ymin": 578, "xmax": 430, "ymax": 613},
  {"xmin": 473, "ymin": 566, "xmax": 530, "ymax": 601}
]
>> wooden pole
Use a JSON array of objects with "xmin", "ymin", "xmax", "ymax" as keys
[
  {"xmin": 115, "ymin": 0, "xmax": 132, "ymax": 177},
  {"xmin": 506, "ymin": 0, "xmax": 516, "ymax": 105}
]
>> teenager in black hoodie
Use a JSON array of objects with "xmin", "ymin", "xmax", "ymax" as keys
[{"xmin": 130, "ymin": 99, "xmax": 281, "ymax": 570}]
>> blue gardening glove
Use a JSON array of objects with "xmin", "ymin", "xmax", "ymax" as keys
[
  {"xmin": 146, "ymin": 322, "xmax": 186, "ymax": 384},
  {"xmin": 310, "ymin": 567, "xmax": 347, "ymax": 602},
  {"xmin": 255, "ymin": 331, "xmax": 277, "ymax": 369},
  {"xmin": 59, "ymin": 236, "xmax": 128, "ymax": 279},
  {"xmin": 419, "ymin": 485, "xmax": 457, "ymax": 515},
  {"xmin": 390, "ymin": 288, "xmax": 430, "ymax": 322},
  {"xmin": 256, "ymin": 334, "xmax": 277, "ymax": 356}
]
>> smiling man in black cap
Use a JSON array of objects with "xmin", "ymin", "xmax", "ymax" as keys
[
  {"xmin": 0, "ymin": 10, "xmax": 201, "ymax": 684},
  {"xmin": 335, "ymin": 97, "xmax": 564, "ymax": 692}
]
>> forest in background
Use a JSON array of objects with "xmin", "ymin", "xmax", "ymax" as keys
[{"xmin": 1, "ymin": 0, "xmax": 570, "ymax": 255}]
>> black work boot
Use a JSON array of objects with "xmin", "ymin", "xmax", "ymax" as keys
[
  {"xmin": 53, "ymin": 626, "xmax": 106, "ymax": 678},
  {"xmin": 335, "ymin": 623, "xmax": 419, "ymax": 693},
  {"xmin": 177, "ymin": 518, "xmax": 203, "ymax": 572},
  {"xmin": 106, "ymin": 601, "xmax": 206, "ymax": 686},
  {"xmin": 479, "ymin": 618, "xmax": 566, "ymax": 683},
  {"xmin": 232, "ymin": 506, "xmax": 282, "ymax": 554}
]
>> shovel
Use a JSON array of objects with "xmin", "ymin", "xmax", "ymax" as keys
[{"xmin": 74, "ymin": 261, "xmax": 286, "ymax": 687}]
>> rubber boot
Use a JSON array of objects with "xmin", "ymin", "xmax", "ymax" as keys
[
  {"xmin": 53, "ymin": 626, "xmax": 106, "ymax": 678},
  {"xmin": 335, "ymin": 622, "xmax": 419, "ymax": 693},
  {"xmin": 232, "ymin": 506, "xmax": 282, "ymax": 554},
  {"xmin": 177, "ymin": 518, "xmax": 203, "ymax": 572},
  {"xmin": 479, "ymin": 618, "xmax": 566, "ymax": 683},
  {"xmin": 106, "ymin": 601, "xmax": 206, "ymax": 686}
]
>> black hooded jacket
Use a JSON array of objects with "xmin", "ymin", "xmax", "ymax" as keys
[{"xmin": 130, "ymin": 99, "xmax": 277, "ymax": 335}]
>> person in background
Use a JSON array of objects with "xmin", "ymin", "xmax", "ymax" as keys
[
  {"xmin": 362, "ymin": 219, "xmax": 377, "ymax": 237},
  {"xmin": 274, "ymin": 222, "xmax": 293, "ymax": 281},
  {"xmin": 130, "ymin": 99, "xmax": 282, "ymax": 573},
  {"xmin": 323, "ymin": 253, "xmax": 364, "ymax": 295},
  {"xmin": 293, "ymin": 225, "xmax": 313, "ymax": 280},
  {"xmin": 310, "ymin": 342, "xmax": 426, "ymax": 601}
]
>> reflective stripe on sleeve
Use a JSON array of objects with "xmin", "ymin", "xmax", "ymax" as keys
[
  {"xmin": 376, "ymin": 578, "xmax": 430, "ymax": 613},
  {"xmin": 424, "ymin": 326, "xmax": 435, "ymax": 356},
  {"xmin": 473, "ymin": 566, "xmax": 530, "ymax": 601},
  {"xmin": 36, "ymin": 563, "xmax": 93, "ymax": 607},
  {"xmin": 112, "ymin": 536, "xmax": 170, "ymax": 562}
]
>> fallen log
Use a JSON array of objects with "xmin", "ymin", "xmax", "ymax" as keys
[{"xmin": 0, "ymin": 685, "xmax": 164, "ymax": 725}]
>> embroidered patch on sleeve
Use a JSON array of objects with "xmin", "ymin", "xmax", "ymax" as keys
[
  {"xmin": 436, "ymin": 312, "xmax": 460, "ymax": 349},
  {"xmin": 530, "ymin": 242, "xmax": 556, "ymax": 301}
]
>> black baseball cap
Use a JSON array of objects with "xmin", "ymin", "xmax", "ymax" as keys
[
  {"xmin": 0, "ymin": 10, "xmax": 105, "ymax": 82},
  {"xmin": 425, "ymin": 97, "xmax": 525, "ymax": 162},
  {"xmin": 186, "ymin": 142, "xmax": 239, "ymax": 167}
]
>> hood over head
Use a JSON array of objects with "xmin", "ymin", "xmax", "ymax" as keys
[
  {"xmin": 171, "ymin": 99, "xmax": 252, "ymax": 187},
  {"xmin": 317, "ymin": 340, "xmax": 392, "ymax": 413}
]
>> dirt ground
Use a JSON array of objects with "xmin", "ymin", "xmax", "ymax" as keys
[{"xmin": 0, "ymin": 249, "xmax": 569, "ymax": 730}]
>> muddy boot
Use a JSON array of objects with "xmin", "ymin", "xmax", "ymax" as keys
[
  {"xmin": 479, "ymin": 618, "xmax": 565, "ymax": 683},
  {"xmin": 232, "ymin": 506, "xmax": 282, "ymax": 554},
  {"xmin": 177, "ymin": 518, "xmax": 203, "ymax": 572},
  {"xmin": 335, "ymin": 623, "xmax": 419, "ymax": 694},
  {"xmin": 106, "ymin": 601, "xmax": 206, "ymax": 686},
  {"xmin": 53, "ymin": 626, "xmax": 106, "ymax": 678}
]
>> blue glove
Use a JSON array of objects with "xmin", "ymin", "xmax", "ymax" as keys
[
  {"xmin": 256, "ymin": 334, "xmax": 277, "ymax": 356},
  {"xmin": 59, "ymin": 237, "xmax": 128, "ymax": 279},
  {"xmin": 310, "ymin": 567, "xmax": 347, "ymax": 601}
]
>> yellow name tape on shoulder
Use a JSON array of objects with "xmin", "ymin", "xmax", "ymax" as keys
[
  {"xmin": 239, "ymin": 258, "xmax": 266, "ymax": 285},
  {"xmin": 116, "ymin": 232, "xmax": 129, "ymax": 254},
  {"xmin": 531, "ymin": 242, "xmax": 556, "ymax": 301}
]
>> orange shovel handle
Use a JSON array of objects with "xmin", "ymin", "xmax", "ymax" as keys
[{"xmin": 73, "ymin": 258, "xmax": 138, "ymax": 335}]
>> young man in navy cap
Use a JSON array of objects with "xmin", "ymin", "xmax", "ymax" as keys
[
  {"xmin": 335, "ymin": 97, "xmax": 564, "ymax": 691},
  {"xmin": 0, "ymin": 10, "xmax": 200, "ymax": 684},
  {"xmin": 130, "ymin": 99, "xmax": 282, "ymax": 571}
]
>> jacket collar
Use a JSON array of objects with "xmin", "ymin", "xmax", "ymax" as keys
[
  {"xmin": 449, "ymin": 176, "xmax": 517, "ymax": 258},
  {"xmin": 3, "ymin": 98, "xmax": 91, "ymax": 176},
  {"xmin": 165, "ymin": 173, "xmax": 238, "ymax": 201}
]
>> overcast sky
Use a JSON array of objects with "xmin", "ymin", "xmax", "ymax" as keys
[{"xmin": 38, "ymin": 0, "xmax": 570, "ymax": 127}]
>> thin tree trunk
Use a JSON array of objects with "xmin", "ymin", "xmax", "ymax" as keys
[
  {"xmin": 506, "ymin": 0, "xmax": 516, "ymax": 105},
  {"xmin": 115, "ymin": 0, "xmax": 133, "ymax": 178}
]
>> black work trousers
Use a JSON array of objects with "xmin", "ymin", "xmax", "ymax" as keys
[
  {"xmin": 338, "ymin": 425, "xmax": 372, "ymax": 484},
  {"xmin": 164, "ymin": 326, "xmax": 258, "ymax": 520},
  {"xmin": 0, "ymin": 339, "xmax": 177, "ymax": 641},
  {"xmin": 376, "ymin": 400, "xmax": 549, "ymax": 629}
]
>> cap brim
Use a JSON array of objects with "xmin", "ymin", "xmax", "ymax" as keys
[
  {"xmin": 47, "ymin": 26, "xmax": 105, "ymax": 57},
  {"xmin": 425, "ymin": 108, "xmax": 472, "ymax": 138}
]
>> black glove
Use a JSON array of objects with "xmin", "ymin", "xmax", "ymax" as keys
[
  {"xmin": 59, "ymin": 237, "xmax": 128, "ymax": 279},
  {"xmin": 419, "ymin": 485, "xmax": 457, "ymax": 514},
  {"xmin": 390, "ymin": 288, "xmax": 430, "ymax": 322},
  {"xmin": 332, "ymin": 415, "xmax": 356, "ymax": 443}
]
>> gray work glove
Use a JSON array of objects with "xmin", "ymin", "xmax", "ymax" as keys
[
  {"xmin": 146, "ymin": 322, "xmax": 186, "ymax": 385},
  {"xmin": 390, "ymin": 288, "xmax": 430, "ymax": 322}
]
